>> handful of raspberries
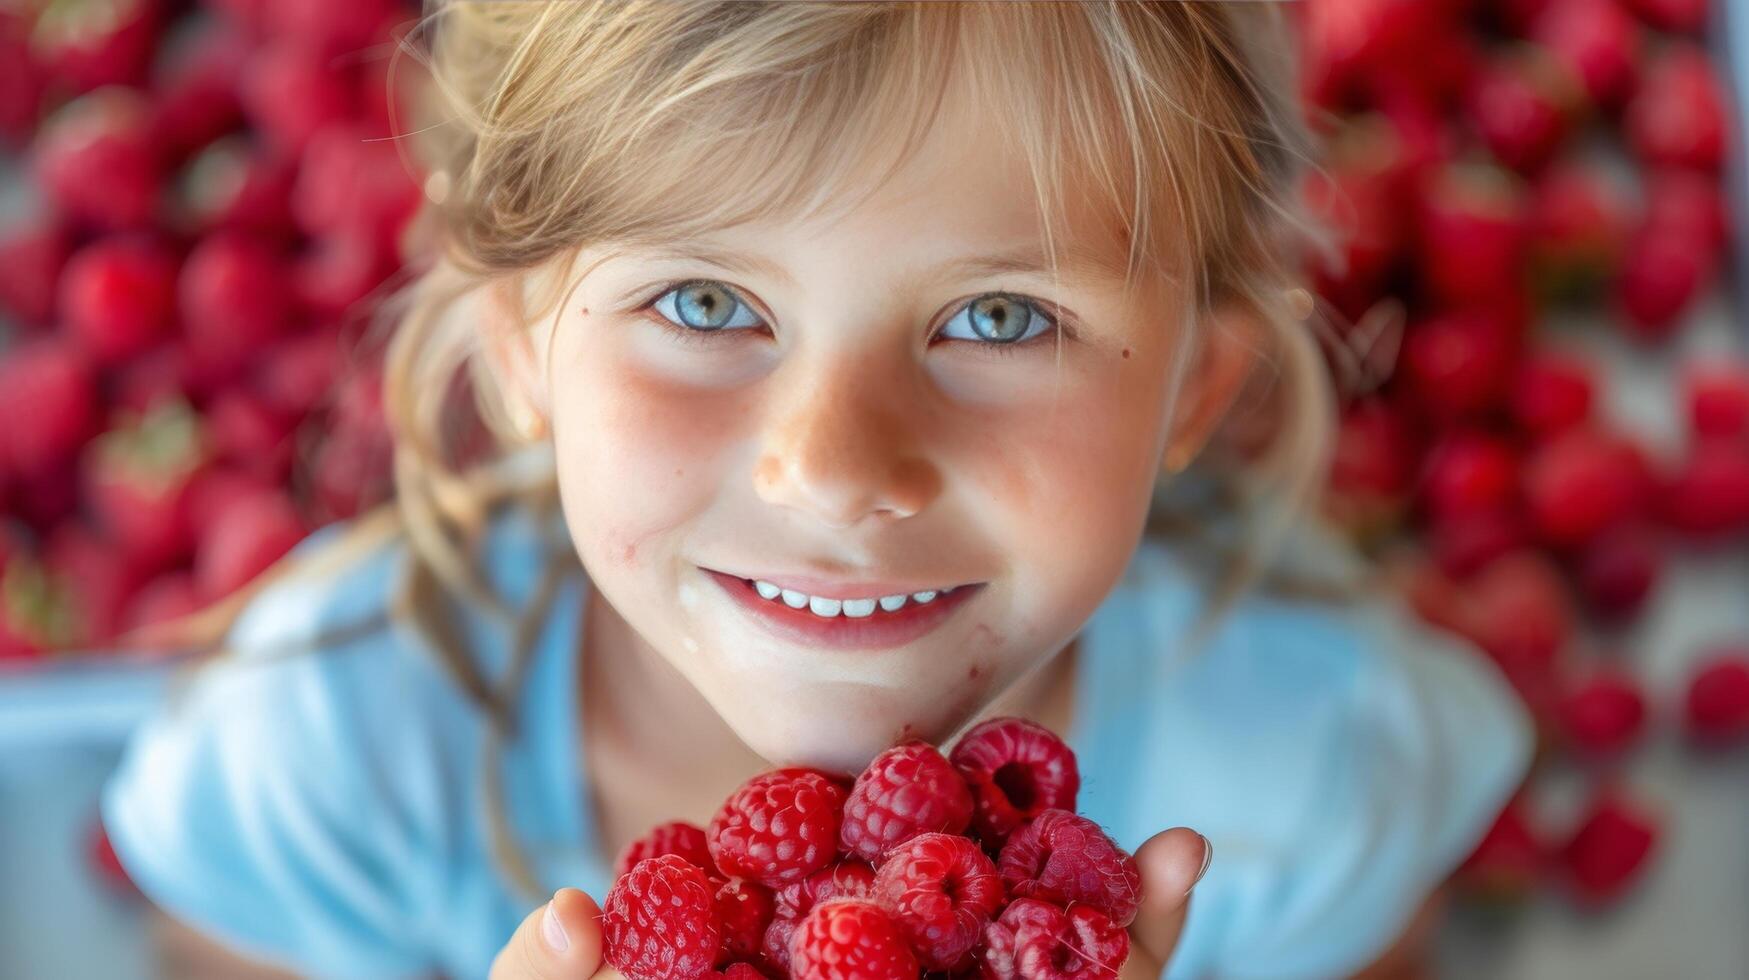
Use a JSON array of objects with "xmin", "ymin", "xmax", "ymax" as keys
[{"xmin": 601, "ymin": 717, "xmax": 1141, "ymax": 980}]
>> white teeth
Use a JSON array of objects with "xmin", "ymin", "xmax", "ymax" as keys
[
  {"xmin": 911, "ymin": 590, "xmax": 938, "ymax": 604},
  {"xmin": 780, "ymin": 588, "xmax": 809, "ymax": 609},
  {"xmin": 807, "ymin": 595, "xmax": 843, "ymax": 617},
  {"xmin": 754, "ymin": 580, "xmax": 781, "ymax": 600},
  {"xmin": 841, "ymin": 597, "xmax": 877, "ymax": 618},
  {"xmin": 748, "ymin": 580, "xmax": 961, "ymax": 616},
  {"xmin": 878, "ymin": 594, "xmax": 909, "ymax": 612}
]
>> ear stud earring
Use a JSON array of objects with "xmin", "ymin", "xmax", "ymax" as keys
[{"xmin": 511, "ymin": 403, "xmax": 548, "ymax": 441}]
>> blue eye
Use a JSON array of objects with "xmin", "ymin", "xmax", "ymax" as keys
[
  {"xmin": 936, "ymin": 293, "xmax": 1057, "ymax": 347},
  {"xmin": 652, "ymin": 280, "xmax": 765, "ymax": 332}
]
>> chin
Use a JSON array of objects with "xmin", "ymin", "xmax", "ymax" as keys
[{"xmin": 715, "ymin": 688, "xmax": 971, "ymax": 776}]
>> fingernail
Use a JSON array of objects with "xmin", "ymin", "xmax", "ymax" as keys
[
  {"xmin": 1190, "ymin": 834, "xmax": 1213, "ymax": 893},
  {"xmin": 541, "ymin": 900, "xmax": 569, "ymax": 953}
]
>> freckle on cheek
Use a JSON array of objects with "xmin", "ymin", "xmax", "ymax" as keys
[
  {"xmin": 967, "ymin": 663, "xmax": 984, "ymax": 680},
  {"xmin": 1121, "ymin": 348, "xmax": 1131, "ymax": 359}
]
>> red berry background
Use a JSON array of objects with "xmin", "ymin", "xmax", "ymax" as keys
[{"xmin": 1, "ymin": 0, "xmax": 1747, "ymax": 973}]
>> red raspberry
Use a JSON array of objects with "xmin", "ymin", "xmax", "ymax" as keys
[
  {"xmin": 709, "ymin": 768, "xmax": 848, "ymax": 888},
  {"xmin": 703, "ymin": 964, "xmax": 773, "ymax": 980},
  {"xmin": 1685, "ymin": 653, "xmax": 1749, "ymax": 746},
  {"xmin": 603, "ymin": 854, "xmax": 723, "ymax": 980},
  {"xmin": 949, "ymin": 718, "xmax": 1080, "ymax": 850},
  {"xmin": 764, "ymin": 861, "xmax": 877, "ymax": 975},
  {"xmin": 841, "ymin": 741, "xmax": 974, "ymax": 864},
  {"xmin": 872, "ymin": 833, "xmax": 1004, "ymax": 972},
  {"xmin": 979, "ymin": 899, "xmax": 1129, "ymax": 980},
  {"xmin": 996, "ymin": 810, "xmax": 1141, "ymax": 929},
  {"xmin": 715, "ymin": 878, "xmax": 776, "ymax": 966},
  {"xmin": 618, "ymin": 821, "xmax": 718, "ymax": 879},
  {"xmin": 789, "ymin": 898, "xmax": 920, "ymax": 980}
]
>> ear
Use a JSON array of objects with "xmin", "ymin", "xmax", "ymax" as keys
[
  {"xmin": 478, "ymin": 277, "xmax": 550, "ymax": 433},
  {"xmin": 1161, "ymin": 304, "xmax": 1264, "ymax": 473}
]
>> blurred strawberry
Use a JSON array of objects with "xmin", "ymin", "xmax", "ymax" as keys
[
  {"xmin": 1511, "ymin": 348, "xmax": 1594, "ymax": 439},
  {"xmin": 1531, "ymin": 0, "xmax": 1641, "ymax": 110},
  {"xmin": 1663, "ymin": 442, "xmax": 1749, "ymax": 537},
  {"xmin": 119, "ymin": 571, "xmax": 203, "ymax": 642},
  {"xmin": 267, "ymin": 0, "xmax": 400, "ymax": 58},
  {"xmin": 45, "ymin": 520, "xmax": 145, "ymax": 645},
  {"xmin": 0, "ymin": 214, "xmax": 73, "ymax": 328},
  {"xmin": 201, "ymin": 0, "xmax": 271, "ymax": 36},
  {"xmin": 148, "ymin": 18, "xmax": 248, "ymax": 161},
  {"xmin": 206, "ymin": 388, "xmax": 297, "ymax": 480},
  {"xmin": 1432, "ymin": 507, "xmax": 1530, "ymax": 580},
  {"xmin": 1419, "ymin": 430, "xmax": 1519, "ymax": 526},
  {"xmin": 1615, "ymin": 225, "xmax": 1716, "ymax": 341},
  {"xmin": 31, "ymin": 0, "xmax": 161, "ymax": 93},
  {"xmin": 83, "ymin": 399, "xmax": 207, "ymax": 573},
  {"xmin": 1524, "ymin": 428, "xmax": 1653, "ymax": 550},
  {"xmin": 9, "ymin": 466, "xmax": 80, "ymax": 532},
  {"xmin": 1625, "ymin": 46, "xmax": 1728, "ymax": 172},
  {"xmin": 1416, "ymin": 162, "xmax": 1529, "ymax": 309},
  {"xmin": 195, "ymin": 488, "xmax": 307, "ymax": 601},
  {"xmin": 1557, "ymin": 669, "xmax": 1647, "ymax": 758},
  {"xmin": 185, "ymin": 466, "xmax": 279, "ymax": 530},
  {"xmin": 1643, "ymin": 170, "xmax": 1729, "ymax": 253},
  {"xmin": 0, "ymin": 340, "xmax": 101, "ymax": 481},
  {"xmin": 33, "ymin": 86, "xmax": 164, "ymax": 232},
  {"xmin": 1575, "ymin": 524, "xmax": 1663, "ymax": 621},
  {"xmin": 0, "ymin": 554, "xmax": 80, "ymax": 655},
  {"xmin": 1560, "ymin": 788, "xmax": 1658, "ymax": 906},
  {"xmin": 1529, "ymin": 161, "xmax": 1629, "ymax": 305},
  {"xmin": 1467, "ymin": 550, "xmax": 1574, "ymax": 712},
  {"xmin": 112, "ymin": 343, "xmax": 192, "ymax": 414},
  {"xmin": 174, "ymin": 136, "xmax": 298, "ymax": 239},
  {"xmin": 1305, "ymin": 117, "xmax": 1415, "ymax": 320},
  {"xmin": 1684, "ymin": 651, "xmax": 1749, "ymax": 747},
  {"xmin": 1458, "ymin": 797, "xmax": 1547, "ymax": 902},
  {"xmin": 178, "ymin": 231, "xmax": 294, "ymax": 379},
  {"xmin": 240, "ymin": 41, "xmax": 357, "ymax": 156},
  {"xmin": 1464, "ymin": 45, "xmax": 1582, "ymax": 175},
  {"xmin": 1683, "ymin": 361, "xmax": 1749, "ymax": 442},
  {"xmin": 295, "ymin": 230, "xmax": 397, "ymax": 320},
  {"xmin": 311, "ymin": 425, "xmax": 394, "ymax": 521},
  {"xmin": 255, "ymin": 327, "xmax": 344, "ymax": 416},
  {"xmin": 293, "ymin": 122, "xmax": 423, "ymax": 254},
  {"xmin": 0, "ymin": 10, "xmax": 47, "ymax": 147},
  {"xmin": 1398, "ymin": 309, "xmax": 1520, "ymax": 425},
  {"xmin": 60, "ymin": 234, "xmax": 180, "ymax": 364},
  {"xmin": 1622, "ymin": 0, "xmax": 1709, "ymax": 33},
  {"xmin": 1300, "ymin": 0, "xmax": 1455, "ymax": 109},
  {"xmin": 1326, "ymin": 400, "xmax": 1418, "ymax": 535}
]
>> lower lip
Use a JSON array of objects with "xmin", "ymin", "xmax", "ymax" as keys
[{"xmin": 704, "ymin": 570, "xmax": 983, "ymax": 651}]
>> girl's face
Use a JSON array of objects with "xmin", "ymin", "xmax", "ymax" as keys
[{"xmin": 528, "ymin": 100, "xmax": 1206, "ymax": 771}]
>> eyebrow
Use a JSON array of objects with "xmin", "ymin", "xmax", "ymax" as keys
[{"xmin": 624, "ymin": 239, "xmax": 1129, "ymax": 289}]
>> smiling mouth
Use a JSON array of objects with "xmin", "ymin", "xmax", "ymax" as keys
[{"xmin": 703, "ymin": 569, "xmax": 985, "ymax": 651}]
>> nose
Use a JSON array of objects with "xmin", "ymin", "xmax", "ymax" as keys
[{"xmin": 753, "ymin": 352, "xmax": 942, "ymax": 528}]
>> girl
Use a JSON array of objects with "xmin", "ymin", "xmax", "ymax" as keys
[{"xmin": 102, "ymin": 3, "xmax": 1531, "ymax": 979}]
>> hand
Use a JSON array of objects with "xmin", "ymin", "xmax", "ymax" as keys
[
  {"xmin": 490, "ymin": 888, "xmax": 623, "ymax": 980},
  {"xmin": 489, "ymin": 828, "xmax": 1210, "ymax": 980},
  {"xmin": 1117, "ymin": 827, "xmax": 1211, "ymax": 980}
]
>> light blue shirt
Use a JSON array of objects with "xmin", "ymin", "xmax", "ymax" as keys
[{"xmin": 102, "ymin": 503, "xmax": 1531, "ymax": 980}]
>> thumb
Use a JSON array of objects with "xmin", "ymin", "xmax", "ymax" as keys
[
  {"xmin": 490, "ymin": 888, "xmax": 609, "ymax": 980},
  {"xmin": 1129, "ymin": 827, "xmax": 1211, "ymax": 962}
]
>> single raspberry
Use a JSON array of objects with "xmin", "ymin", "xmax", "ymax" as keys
[
  {"xmin": 604, "ymin": 854, "xmax": 723, "ymax": 980},
  {"xmin": 949, "ymin": 718, "xmax": 1080, "ymax": 850},
  {"xmin": 709, "ymin": 768, "xmax": 848, "ymax": 888},
  {"xmin": 715, "ymin": 878, "xmax": 776, "ymax": 966},
  {"xmin": 841, "ymin": 742, "xmax": 975, "ymax": 864},
  {"xmin": 618, "ymin": 821, "xmax": 718, "ymax": 879},
  {"xmin": 776, "ymin": 860, "xmax": 879, "ymax": 918},
  {"xmin": 703, "ymin": 964, "xmax": 773, "ymax": 980},
  {"xmin": 789, "ymin": 898, "xmax": 920, "ymax": 980},
  {"xmin": 997, "ymin": 810, "xmax": 1141, "ymax": 928},
  {"xmin": 872, "ymin": 833, "xmax": 1004, "ymax": 972},
  {"xmin": 761, "ymin": 915, "xmax": 802, "ymax": 977},
  {"xmin": 979, "ymin": 899, "xmax": 1129, "ymax": 980}
]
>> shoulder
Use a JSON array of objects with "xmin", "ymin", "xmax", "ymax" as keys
[
  {"xmin": 1092, "ymin": 535, "xmax": 1532, "ymax": 978},
  {"xmin": 100, "ymin": 501, "xmax": 574, "ymax": 976}
]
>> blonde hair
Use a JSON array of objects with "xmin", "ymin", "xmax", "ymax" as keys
[{"xmin": 149, "ymin": 1, "xmax": 1349, "ymax": 903}]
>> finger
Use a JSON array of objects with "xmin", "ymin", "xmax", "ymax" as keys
[
  {"xmin": 1130, "ymin": 827, "xmax": 1211, "ymax": 963},
  {"xmin": 489, "ymin": 888, "xmax": 606, "ymax": 980}
]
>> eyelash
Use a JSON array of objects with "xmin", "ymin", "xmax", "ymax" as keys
[{"xmin": 631, "ymin": 278, "xmax": 1076, "ymax": 355}]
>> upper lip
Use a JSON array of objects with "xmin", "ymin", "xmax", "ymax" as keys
[{"xmin": 706, "ymin": 567, "xmax": 976, "ymax": 600}]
